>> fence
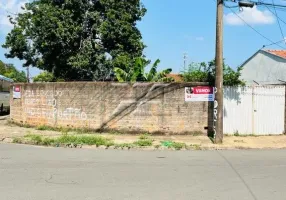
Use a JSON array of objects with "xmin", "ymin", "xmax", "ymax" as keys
[
  {"xmin": 10, "ymin": 82, "xmax": 212, "ymax": 135},
  {"xmin": 223, "ymin": 86, "xmax": 285, "ymax": 135},
  {"xmin": 9, "ymin": 83, "xmax": 286, "ymax": 135}
]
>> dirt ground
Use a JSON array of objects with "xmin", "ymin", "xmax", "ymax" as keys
[{"xmin": 1, "ymin": 115, "xmax": 286, "ymax": 150}]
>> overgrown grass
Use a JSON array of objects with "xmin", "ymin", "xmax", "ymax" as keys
[
  {"xmin": 12, "ymin": 138, "xmax": 23, "ymax": 144},
  {"xmin": 172, "ymin": 142, "xmax": 186, "ymax": 150},
  {"xmin": 114, "ymin": 143, "xmax": 135, "ymax": 149},
  {"xmin": 23, "ymin": 134, "xmax": 114, "ymax": 147},
  {"xmin": 160, "ymin": 141, "xmax": 187, "ymax": 150},
  {"xmin": 13, "ymin": 133, "xmax": 201, "ymax": 151},
  {"xmin": 134, "ymin": 139, "xmax": 153, "ymax": 147},
  {"xmin": 139, "ymin": 133, "xmax": 151, "ymax": 140},
  {"xmin": 133, "ymin": 134, "xmax": 154, "ymax": 147},
  {"xmin": 190, "ymin": 144, "xmax": 202, "ymax": 150},
  {"xmin": 42, "ymin": 138, "xmax": 55, "ymax": 146},
  {"xmin": 36, "ymin": 125, "xmax": 50, "ymax": 131},
  {"xmin": 56, "ymin": 135, "xmax": 114, "ymax": 147}
]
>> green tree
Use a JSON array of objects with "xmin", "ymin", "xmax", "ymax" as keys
[
  {"xmin": 3, "ymin": 0, "xmax": 146, "ymax": 81},
  {"xmin": 181, "ymin": 59, "xmax": 245, "ymax": 86},
  {"xmin": 0, "ymin": 60, "xmax": 6, "ymax": 75},
  {"xmin": 33, "ymin": 71, "xmax": 55, "ymax": 82},
  {"xmin": 114, "ymin": 57, "xmax": 173, "ymax": 82},
  {"xmin": 0, "ymin": 62, "xmax": 27, "ymax": 82}
]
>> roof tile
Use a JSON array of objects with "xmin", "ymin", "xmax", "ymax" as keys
[
  {"xmin": 265, "ymin": 50, "xmax": 286, "ymax": 59},
  {"xmin": 166, "ymin": 74, "xmax": 183, "ymax": 82}
]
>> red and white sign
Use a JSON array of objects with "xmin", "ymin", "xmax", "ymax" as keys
[
  {"xmin": 13, "ymin": 85, "xmax": 21, "ymax": 99},
  {"xmin": 14, "ymin": 86, "xmax": 21, "ymax": 92},
  {"xmin": 185, "ymin": 86, "xmax": 214, "ymax": 102}
]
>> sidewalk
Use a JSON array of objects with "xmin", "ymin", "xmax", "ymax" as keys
[{"xmin": 1, "ymin": 117, "xmax": 286, "ymax": 150}]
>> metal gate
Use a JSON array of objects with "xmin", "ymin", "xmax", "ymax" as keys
[{"xmin": 223, "ymin": 86, "xmax": 285, "ymax": 135}]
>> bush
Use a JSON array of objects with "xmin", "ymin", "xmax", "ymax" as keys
[
  {"xmin": 134, "ymin": 139, "xmax": 153, "ymax": 147},
  {"xmin": 12, "ymin": 138, "xmax": 23, "ymax": 144},
  {"xmin": 172, "ymin": 142, "xmax": 186, "ymax": 150},
  {"xmin": 56, "ymin": 135, "xmax": 113, "ymax": 147}
]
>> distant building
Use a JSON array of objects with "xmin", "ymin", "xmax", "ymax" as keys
[
  {"xmin": 240, "ymin": 49, "xmax": 286, "ymax": 85},
  {"xmin": 0, "ymin": 75, "xmax": 13, "ymax": 92}
]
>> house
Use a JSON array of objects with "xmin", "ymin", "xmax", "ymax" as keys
[
  {"xmin": 240, "ymin": 49, "xmax": 286, "ymax": 85},
  {"xmin": 0, "ymin": 75, "xmax": 13, "ymax": 92},
  {"xmin": 0, "ymin": 75, "xmax": 13, "ymax": 113}
]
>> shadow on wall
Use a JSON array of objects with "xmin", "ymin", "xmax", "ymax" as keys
[
  {"xmin": 98, "ymin": 82, "xmax": 202, "ymax": 133},
  {"xmin": 223, "ymin": 86, "xmax": 246, "ymax": 118},
  {"xmin": 207, "ymin": 86, "xmax": 245, "ymax": 138}
]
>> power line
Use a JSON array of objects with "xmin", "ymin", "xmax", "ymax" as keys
[
  {"xmin": 263, "ymin": 5, "xmax": 286, "ymax": 26},
  {"xmin": 225, "ymin": 0, "xmax": 286, "ymax": 9},
  {"xmin": 271, "ymin": 0, "xmax": 285, "ymax": 44},
  {"xmin": 263, "ymin": 39, "xmax": 286, "ymax": 47},
  {"xmin": 224, "ymin": 3, "xmax": 286, "ymax": 49}
]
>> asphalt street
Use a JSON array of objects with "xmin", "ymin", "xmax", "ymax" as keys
[{"xmin": 0, "ymin": 143, "xmax": 286, "ymax": 200}]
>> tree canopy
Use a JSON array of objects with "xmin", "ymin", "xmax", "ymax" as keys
[
  {"xmin": 33, "ymin": 71, "xmax": 55, "ymax": 82},
  {"xmin": 3, "ymin": 0, "xmax": 146, "ymax": 81},
  {"xmin": 0, "ymin": 60, "xmax": 27, "ymax": 82},
  {"xmin": 114, "ymin": 58, "xmax": 174, "ymax": 82},
  {"xmin": 181, "ymin": 59, "xmax": 245, "ymax": 86}
]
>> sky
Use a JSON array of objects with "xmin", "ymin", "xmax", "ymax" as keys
[{"xmin": 1, "ymin": 0, "xmax": 286, "ymax": 77}]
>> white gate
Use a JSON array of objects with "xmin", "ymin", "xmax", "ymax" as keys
[{"xmin": 223, "ymin": 86, "xmax": 285, "ymax": 135}]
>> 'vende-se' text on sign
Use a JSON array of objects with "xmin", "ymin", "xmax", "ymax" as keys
[{"xmin": 185, "ymin": 86, "xmax": 214, "ymax": 102}]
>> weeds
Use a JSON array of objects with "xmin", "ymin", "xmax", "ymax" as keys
[
  {"xmin": 22, "ymin": 134, "xmax": 114, "ymax": 147},
  {"xmin": 36, "ymin": 125, "xmax": 50, "ymax": 131},
  {"xmin": 234, "ymin": 131, "xmax": 240, "ymax": 137},
  {"xmin": 160, "ymin": 141, "xmax": 187, "ymax": 150},
  {"xmin": 12, "ymin": 138, "xmax": 23, "ymax": 144},
  {"xmin": 12, "ymin": 132, "xmax": 200, "ymax": 151},
  {"xmin": 139, "ymin": 133, "xmax": 151, "ymax": 140},
  {"xmin": 172, "ymin": 142, "xmax": 186, "ymax": 150},
  {"xmin": 134, "ymin": 139, "xmax": 153, "ymax": 147},
  {"xmin": 25, "ymin": 134, "xmax": 43, "ymax": 145},
  {"xmin": 56, "ymin": 135, "xmax": 113, "ymax": 147},
  {"xmin": 190, "ymin": 144, "xmax": 202, "ymax": 150},
  {"xmin": 114, "ymin": 143, "xmax": 135, "ymax": 149}
]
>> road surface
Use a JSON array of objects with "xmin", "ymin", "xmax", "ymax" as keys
[{"xmin": 0, "ymin": 144, "xmax": 286, "ymax": 200}]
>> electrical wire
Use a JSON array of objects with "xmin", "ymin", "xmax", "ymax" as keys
[
  {"xmin": 263, "ymin": 5, "xmax": 286, "ymax": 26},
  {"xmin": 224, "ymin": 3, "xmax": 286, "ymax": 49},
  {"xmin": 270, "ymin": 0, "xmax": 286, "ymax": 44},
  {"xmin": 212, "ymin": 0, "xmax": 286, "ymax": 49},
  {"xmin": 263, "ymin": 39, "xmax": 286, "ymax": 47}
]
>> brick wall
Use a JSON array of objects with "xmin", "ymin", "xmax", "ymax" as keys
[{"xmin": 10, "ymin": 82, "xmax": 213, "ymax": 135}]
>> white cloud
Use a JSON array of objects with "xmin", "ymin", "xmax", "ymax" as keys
[
  {"xmin": 224, "ymin": 6, "xmax": 275, "ymax": 26},
  {"xmin": 0, "ymin": 0, "xmax": 28, "ymax": 33},
  {"xmin": 184, "ymin": 35, "xmax": 205, "ymax": 42},
  {"xmin": 195, "ymin": 36, "xmax": 204, "ymax": 41}
]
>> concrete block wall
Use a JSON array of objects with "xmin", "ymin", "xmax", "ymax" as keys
[{"xmin": 10, "ymin": 82, "xmax": 212, "ymax": 135}]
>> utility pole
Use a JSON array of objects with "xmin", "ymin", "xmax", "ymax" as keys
[
  {"xmin": 214, "ymin": 0, "xmax": 224, "ymax": 144},
  {"xmin": 26, "ymin": 66, "xmax": 30, "ymax": 83},
  {"xmin": 183, "ymin": 53, "xmax": 188, "ymax": 72}
]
